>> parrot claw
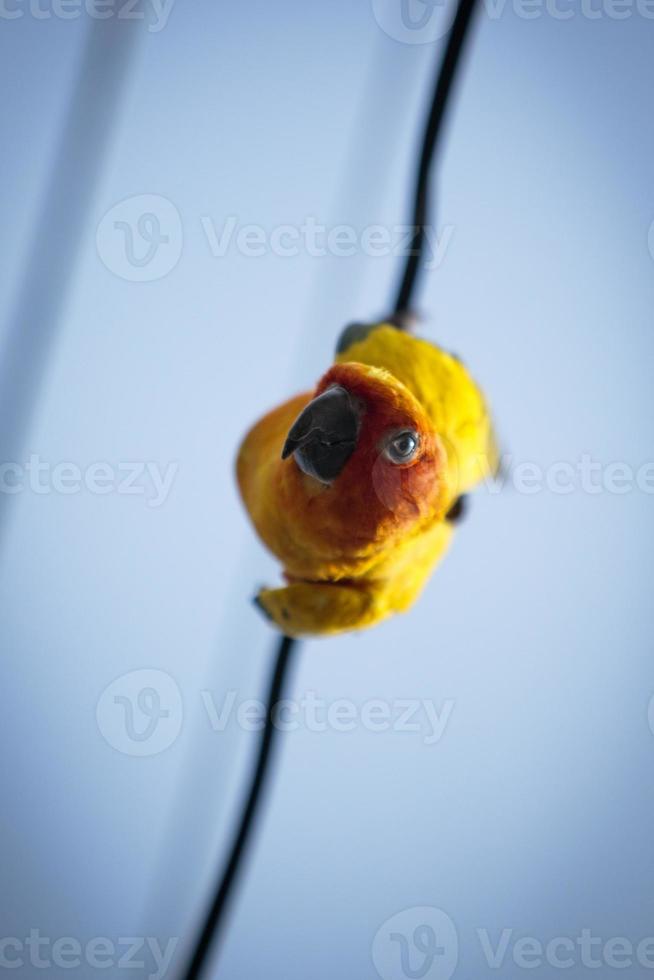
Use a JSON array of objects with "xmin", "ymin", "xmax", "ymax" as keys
[
  {"xmin": 386, "ymin": 310, "xmax": 419, "ymax": 333},
  {"xmin": 445, "ymin": 494, "xmax": 468, "ymax": 524},
  {"xmin": 335, "ymin": 322, "xmax": 378, "ymax": 355},
  {"xmin": 335, "ymin": 314, "xmax": 418, "ymax": 357},
  {"xmin": 252, "ymin": 592, "xmax": 276, "ymax": 624}
]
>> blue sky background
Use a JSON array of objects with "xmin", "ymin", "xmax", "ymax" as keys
[{"xmin": 1, "ymin": 1, "xmax": 653, "ymax": 978}]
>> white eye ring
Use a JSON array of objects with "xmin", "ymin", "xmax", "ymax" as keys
[{"xmin": 384, "ymin": 429, "xmax": 420, "ymax": 464}]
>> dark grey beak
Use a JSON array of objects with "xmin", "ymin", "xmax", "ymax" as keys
[{"xmin": 281, "ymin": 384, "xmax": 359, "ymax": 483}]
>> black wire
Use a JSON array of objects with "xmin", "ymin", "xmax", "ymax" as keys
[
  {"xmin": 182, "ymin": 2, "xmax": 479, "ymax": 974},
  {"xmin": 182, "ymin": 635, "xmax": 296, "ymax": 980},
  {"xmin": 394, "ymin": 0, "xmax": 479, "ymax": 318}
]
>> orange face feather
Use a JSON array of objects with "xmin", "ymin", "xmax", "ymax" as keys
[{"xmin": 309, "ymin": 363, "xmax": 448, "ymax": 538}]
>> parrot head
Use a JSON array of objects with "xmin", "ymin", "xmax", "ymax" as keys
[{"xmin": 281, "ymin": 362, "xmax": 450, "ymax": 535}]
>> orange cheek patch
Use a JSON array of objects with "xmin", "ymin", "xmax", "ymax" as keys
[
  {"xmin": 369, "ymin": 435, "xmax": 446, "ymax": 522},
  {"xmin": 311, "ymin": 361, "xmax": 449, "ymax": 529}
]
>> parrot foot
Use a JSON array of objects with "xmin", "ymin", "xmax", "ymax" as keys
[
  {"xmin": 253, "ymin": 581, "xmax": 385, "ymax": 638},
  {"xmin": 252, "ymin": 592, "xmax": 276, "ymax": 624},
  {"xmin": 445, "ymin": 494, "xmax": 468, "ymax": 524}
]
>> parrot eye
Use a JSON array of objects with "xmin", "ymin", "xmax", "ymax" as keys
[{"xmin": 385, "ymin": 429, "xmax": 420, "ymax": 464}]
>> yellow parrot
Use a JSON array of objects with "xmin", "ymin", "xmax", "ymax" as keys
[{"xmin": 236, "ymin": 322, "xmax": 496, "ymax": 638}]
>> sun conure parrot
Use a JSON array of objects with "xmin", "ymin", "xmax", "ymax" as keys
[{"xmin": 236, "ymin": 322, "xmax": 496, "ymax": 638}]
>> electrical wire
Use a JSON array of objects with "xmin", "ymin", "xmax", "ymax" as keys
[
  {"xmin": 394, "ymin": 0, "xmax": 479, "ymax": 318},
  {"xmin": 181, "ymin": 1, "xmax": 479, "ymax": 974},
  {"xmin": 181, "ymin": 636, "xmax": 296, "ymax": 980}
]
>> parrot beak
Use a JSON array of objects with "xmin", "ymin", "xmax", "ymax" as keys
[{"xmin": 281, "ymin": 384, "xmax": 360, "ymax": 484}]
